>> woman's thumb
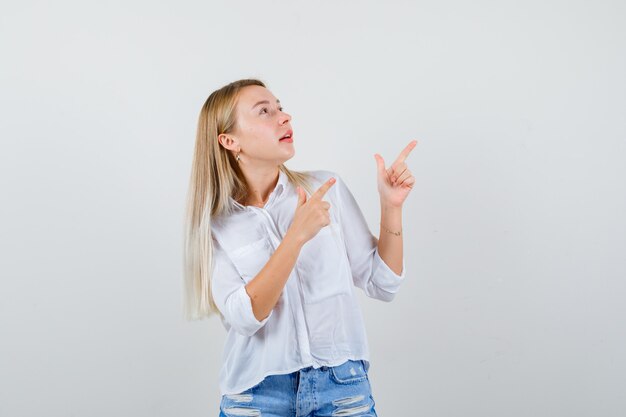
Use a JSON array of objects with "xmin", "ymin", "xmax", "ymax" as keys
[{"xmin": 296, "ymin": 186, "xmax": 306, "ymax": 206}]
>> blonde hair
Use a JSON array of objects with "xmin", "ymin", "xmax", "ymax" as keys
[{"xmin": 182, "ymin": 78, "xmax": 315, "ymax": 320}]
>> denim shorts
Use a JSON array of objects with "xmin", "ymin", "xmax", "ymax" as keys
[{"xmin": 219, "ymin": 359, "xmax": 378, "ymax": 417}]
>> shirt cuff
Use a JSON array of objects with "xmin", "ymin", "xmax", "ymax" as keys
[
  {"xmin": 371, "ymin": 248, "xmax": 406, "ymax": 294},
  {"xmin": 231, "ymin": 285, "xmax": 273, "ymax": 336}
]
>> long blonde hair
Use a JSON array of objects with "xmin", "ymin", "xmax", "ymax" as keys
[{"xmin": 182, "ymin": 78, "xmax": 315, "ymax": 320}]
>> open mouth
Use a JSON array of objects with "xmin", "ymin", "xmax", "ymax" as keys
[{"xmin": 279, "ymin": 130, "xmax": 293, "ymax": 142}]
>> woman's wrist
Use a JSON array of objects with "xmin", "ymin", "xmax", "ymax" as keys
[{"xmin": 380, "ymin": 222, "xmax": 402, "ymax": 236}]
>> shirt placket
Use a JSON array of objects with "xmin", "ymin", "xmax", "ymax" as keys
[{"xmin": 248, "ymin": 204, "xmax": 315, "ymax": 366}]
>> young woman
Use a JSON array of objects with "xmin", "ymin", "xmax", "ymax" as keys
[{"xmin": 183, "ymin": 78, "xmax": 416, "ymax": 416}]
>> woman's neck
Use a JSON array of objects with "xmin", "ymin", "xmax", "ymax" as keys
[{"xmin": 239, "ymin": 167, "xmax": 280, "ymax": 207}]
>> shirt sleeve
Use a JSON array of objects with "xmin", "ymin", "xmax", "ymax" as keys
[
  {"xmin": 210, "ymin": 240, "xmax": 273, "ymax": 337},
  {"xmin": 333, "ymin": 173, "xmax": 406, "ymax": 302}
]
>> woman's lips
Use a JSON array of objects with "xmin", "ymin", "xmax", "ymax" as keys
[{"xmin": 279, "ymin": 136, "xmax": 293, "ymax": 143}]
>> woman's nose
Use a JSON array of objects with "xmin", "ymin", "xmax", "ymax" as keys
[{"xmin": 280, "ymin": 111, "xmax": 291, "ymax": 123}]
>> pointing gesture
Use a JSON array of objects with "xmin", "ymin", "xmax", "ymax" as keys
[
  {"xmin": 374, "ymin": 140, "xmax": 418, "ymax": 208},
  {"xmin": 288, "ymin": 177, "xmax": 336, "ymax": 245}
]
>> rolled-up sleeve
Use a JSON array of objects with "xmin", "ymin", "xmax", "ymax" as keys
[
  {"xmin": 211, "ymin": 242, "xmax": 272, "ymax": 336},
  {"xmin": 334, "ymin": 173, "xmax": 406, "ymax": 302}
]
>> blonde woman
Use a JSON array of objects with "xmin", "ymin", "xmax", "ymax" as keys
[{"xmin": 183, "ymin": 78, "xmax": 416, "ymax": 416}]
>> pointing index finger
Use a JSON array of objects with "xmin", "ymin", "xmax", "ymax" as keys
[
  {"xmin": 392, "ymin": 139, "xmax": 418, "ymax": 166},
  {"xmin": 311, "ymin": 177, "xmax": 336, "ymax": 200}
]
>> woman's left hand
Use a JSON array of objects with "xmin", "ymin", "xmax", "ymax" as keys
[{"xmin": 374, "ymin": 140, "xmax": 418, "ymax": 208}]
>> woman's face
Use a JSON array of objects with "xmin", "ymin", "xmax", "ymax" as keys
[{"xmin": 228, "ymin": 85, "xmax": 295, "ymax": 165}]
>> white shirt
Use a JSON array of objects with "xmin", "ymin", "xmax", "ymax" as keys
[{"xmin": 210, "ymin": 169, "xmax": 406, "ymax": 396}]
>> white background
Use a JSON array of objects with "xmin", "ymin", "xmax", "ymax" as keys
[{"xmin": 1, "ymin": 1, "xmax": 625, "ymax": 416}]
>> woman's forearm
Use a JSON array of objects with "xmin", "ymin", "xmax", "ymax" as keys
[
  {"xmin": 377, "ymin": 203, "xmax": 403, "ymax": 275},
  {"xmin": 245, "ymin": 230, "xmax": 304, "ymax": 321}
]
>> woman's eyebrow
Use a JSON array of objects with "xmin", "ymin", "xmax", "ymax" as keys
[{"xmin": 251, "ymin": 99, "xmax": 280, "ymax": 110}]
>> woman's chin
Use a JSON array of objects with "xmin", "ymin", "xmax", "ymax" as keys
[{"xmin": 279, "ymin": 149, "xmax": 295, "ymax": 163}]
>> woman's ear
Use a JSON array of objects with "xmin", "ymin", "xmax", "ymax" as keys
[{"xmin": 217, "ymin": 134, "xmax": 238, "ymax": 152}]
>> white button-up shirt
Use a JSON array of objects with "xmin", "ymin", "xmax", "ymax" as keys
[{"xmin": 210, "ymin": 169, "xmax": 406, "ymax": 396}]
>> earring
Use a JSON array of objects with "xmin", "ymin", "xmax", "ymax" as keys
[{"xmin": 236, "ymin": 150, "xmax": 241, "ymax": 163}]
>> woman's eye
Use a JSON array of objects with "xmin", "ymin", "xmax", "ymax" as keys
[{"xmin": 260, "ymin": 107, "xmax": 285, "ymax": 115}]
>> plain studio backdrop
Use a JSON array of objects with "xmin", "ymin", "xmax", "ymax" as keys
[{"xmin": 1, "ymin": 1, "xmax": 625, "ymax": 416}]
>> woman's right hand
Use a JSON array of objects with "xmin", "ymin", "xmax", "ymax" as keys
[{"xmin": 287, "ymin": 177, "xmax": 336, "ymax": 245}]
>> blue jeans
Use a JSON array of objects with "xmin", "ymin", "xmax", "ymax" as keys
[{"xmin": 219, "ymin": 359, "xmax": 378, "ymax": 417}]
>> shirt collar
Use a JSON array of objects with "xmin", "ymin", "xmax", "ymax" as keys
[{"xmin": 229, "ymin": 169, "xmax": 288, "ymax": 210}]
